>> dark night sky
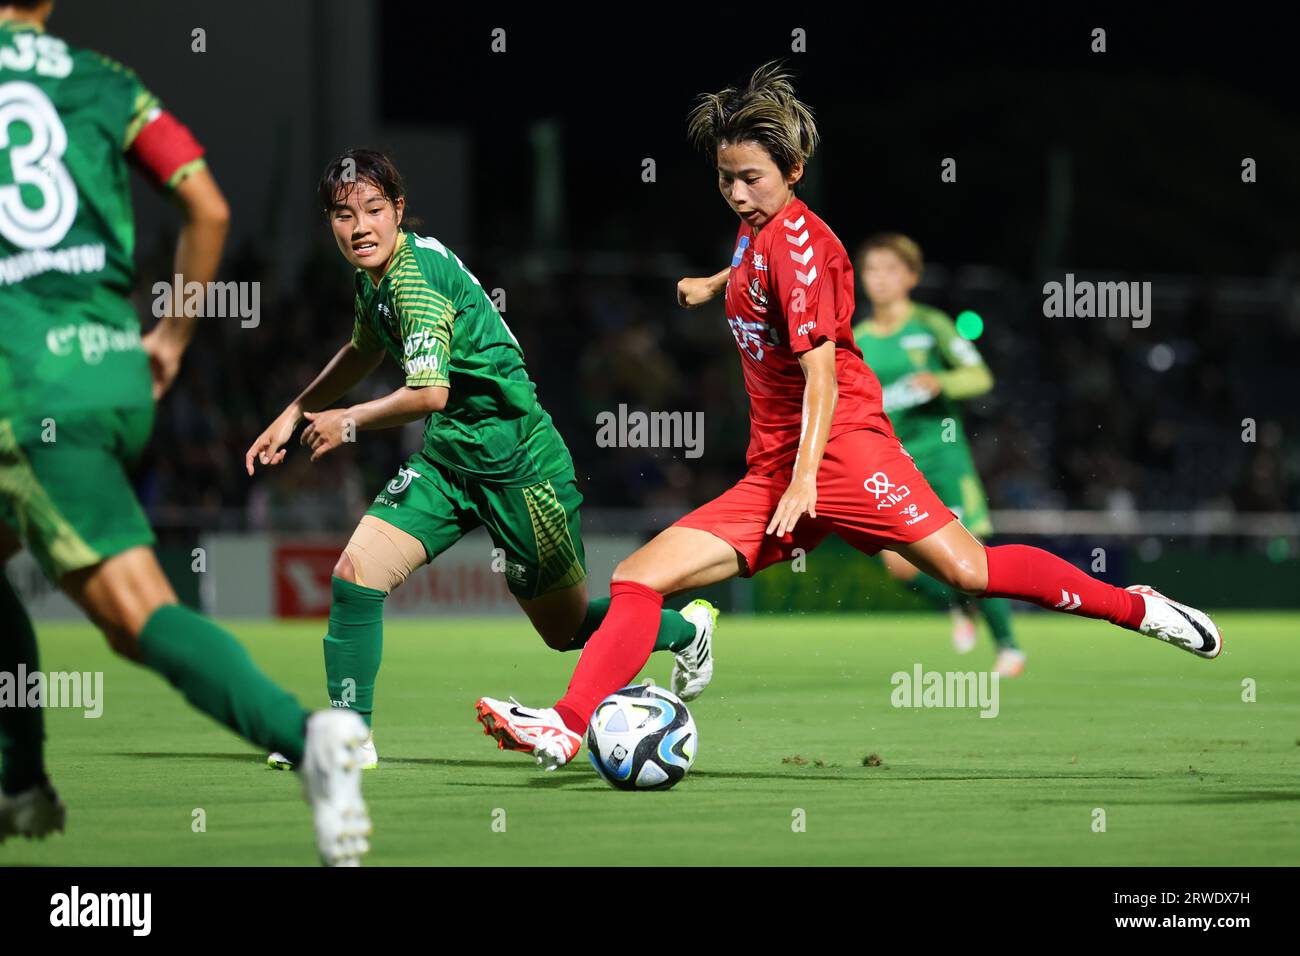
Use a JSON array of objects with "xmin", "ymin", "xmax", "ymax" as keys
[{"xmin": 379, "ymin": 6, "xmax": 1300, "ymax": 276}]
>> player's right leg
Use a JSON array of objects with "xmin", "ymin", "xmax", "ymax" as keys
[
  {"xmin": 0, "ymin": 523, "xmax": 65, "ymax": 843},
  {"xmin": 477, "ymin": 472, "xmax": 803, "ymax": 769},
  {"xmin": 477, "ymin": 526, "xmax": 742, "ymax": 769}
]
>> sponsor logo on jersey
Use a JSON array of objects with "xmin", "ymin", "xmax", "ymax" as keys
[
  {"xmin": 752, "ymin": 253, "xmax": 767, "ymax": 271},
  {"xmin": 45, "ymin": 322, "xmax": 141, "ymax": 365},
  {"xmin": 405, "ymin": 354, "xmax": 441, "ymax": 376},
  {"xmin": 727, "ymin": 314, "xmax": 782, "ymax": 363},
  {"xmin": 404, "ymin": 329, "xmax": 439, "ymax": 356}
]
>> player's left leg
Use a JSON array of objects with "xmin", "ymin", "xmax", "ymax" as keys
[
  {"xmin": 896, "ymin": 522, "xmax": 1221, "ymax": 658},
  {"xmin": 265, "ymin": 455, "xmax": 476, "ymax": 772},
  {"xmin": 829, "ymin": 429, "xmax": 1219, "ymax": 658},
  {"xmin": 4, "ymin": 409, "xmax": 369, "ymax": 862}
]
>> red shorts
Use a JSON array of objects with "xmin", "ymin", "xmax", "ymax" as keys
[{"xmin": 674, "ymin": 428, "xmax": 955, "ymax": 576}]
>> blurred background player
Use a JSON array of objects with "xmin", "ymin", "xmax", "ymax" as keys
[
  {"xmin": 475, "ymin": 62, "xmax": 1223, "ymax": 770},
  {"xmin": 0, "ymin": 0, "xmax": 369, "ymax": 865},
  {"xmin": 246, "ymin": 149, "xmax": 714, "ymax": 769},
  {"xmin": 854, "ymin": 233, "xmax": 1024, "ymax": 676}
]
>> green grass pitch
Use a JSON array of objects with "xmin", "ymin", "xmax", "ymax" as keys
[{"xmin": 4, "ymin": 612, "xmax": 1297, "ymax": 866}]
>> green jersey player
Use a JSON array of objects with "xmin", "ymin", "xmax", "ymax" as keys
[
  {"xmin": 853, "ymin": 233, "xmax": 1024, "ymax": 675},
  {"xmin": 246, "ymin": 149, "xmax": 714, "ymax": 770},
  {"xmin": 0, "ymin": 0, "xmax": 370, "ymax": 864}
]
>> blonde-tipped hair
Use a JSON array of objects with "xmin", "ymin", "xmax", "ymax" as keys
[{"xmin": 686, "ymin": 61, "xmax": 819, "ymax": 176}]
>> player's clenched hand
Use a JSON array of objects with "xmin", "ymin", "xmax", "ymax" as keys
[
  {"xmin": 677, "ymin": 276, "xmax": 721, "ymax": 309},
  {"xmin": 766, "ymin": 472, "xmax": 818, "ymax": 538},
  {"xmin": 300, "ymin": 408, "xmax": 355, "ymax": 462},
  {"xmin": 142, "ymin": 327, "xmax": 185, "ymax": 400},
  {"xmin": 245, "ymin": 411, "xmax": 299, "ymax": 475}
]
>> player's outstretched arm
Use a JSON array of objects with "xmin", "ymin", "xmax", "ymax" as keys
[
  {"xmin": 767, "ymin": 339, "xmax": 838, "ymax": 537},
  {"xmin": 143, "ymin": 167, "xmax": 231, "ymax": 398},
  {"xmin": 299, "ymin": 385, "xmax": 449, "ymax": 463},
  {"xmin": 677, "ymin": 267, "xmax": 730, "ymax": 308},
  {"xmin": 245, "ymin": 342, "xmax": 385, "ymax": 474}
]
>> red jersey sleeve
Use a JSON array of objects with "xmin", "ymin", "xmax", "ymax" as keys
[{"xmin": 768, "ymin": 208, "xmax": 841, "ymax": 354}]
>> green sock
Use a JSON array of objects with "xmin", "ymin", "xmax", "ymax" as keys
[
  {"xmin": 975, "ymin": 596, "xmax": 1018, "ymax": 650},
  {"xmin": 137, "ymin": 604, "xmax": 309, "ymax": 763},
  {"xmin": 0, "ymin": 573, "xmax": 45, "ymax": 794},
  {"xmin": 567, "ymin": 597, "xmax": 697, "ymax": 653},
  {"xmin": 323, "ymin": 577, "xmax": 385, "ymax": 729},
  {"xmin": 906, "ymin": 571, "xmax": 959, "ymax": 611}
]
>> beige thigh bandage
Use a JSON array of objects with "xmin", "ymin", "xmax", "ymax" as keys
[{"xmin": 344, "ymin": 515, "xmax": 428, "ymax": 593}]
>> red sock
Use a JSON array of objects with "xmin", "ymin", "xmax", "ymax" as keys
[
  {"xmin": 554, "ymin": 580, "xmax": 663, "ymax": 734},
  {"xmin": 983, "ymin": 544, "xmax": 1145, "ymax": 630}
]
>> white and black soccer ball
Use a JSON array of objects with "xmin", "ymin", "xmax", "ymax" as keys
[{"xmin": 586, "ymin": 683, "xmax": 697, "ymax": 791}]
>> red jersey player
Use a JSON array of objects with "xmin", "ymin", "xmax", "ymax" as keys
[{"xmin": 475, "ymin": 62, "xmax": 1222, "ymax": 770}]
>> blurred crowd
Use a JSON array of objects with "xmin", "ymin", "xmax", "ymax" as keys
[{"xmin": 132, "ymin": 236, "xmax": 1300, "ymax": 534}]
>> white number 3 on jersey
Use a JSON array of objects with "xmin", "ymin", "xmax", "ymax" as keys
[{"xmin": 0, "ymin": 81, "xmax": 79, "ymax": 250}]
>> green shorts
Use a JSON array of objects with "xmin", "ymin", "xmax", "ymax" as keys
[
  {"xmin": 366, "ymin": 451, "xmax": 587, "ymax": 600},
  {"xmin": 923, "ymin": 466, "xmax": 993, "ymax": 538},
  {"xmin": 0, "ymin": 406, "xmax": 156, "ymax": 582}
]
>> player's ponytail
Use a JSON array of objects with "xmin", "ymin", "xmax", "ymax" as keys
[{"xmin": 686, "ymin": 60, "xmax": 819, "ymax": 177}]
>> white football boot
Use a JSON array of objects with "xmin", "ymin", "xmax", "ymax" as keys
[
  {"xmin": 269, "ymin": 732, "xmax": 378, "ymax": 771},
  {"xmin": 0, "ymin": 780, "xmax": 66, "ymax": 843},
  {"xmin": 300, "ymin": 710, "xmax": 372, "ymax": 867},
  {"xmin": 671, "ymin": 598, "xmax": 719, "ymax": 701},
  {"xmin": 475, "ymin": 696, "xmax": 582, "ymax": 771},
  {"xmin": 950, "ymin": 606, "xmax": 978, "ymax": 654},
  {"xmin": 993, "ymin": 647, "xmax": 1027, "ymax": 677},
  {"xmin": 1126, "ymin": 585, "xmax": 1223, "ymax": 659}
]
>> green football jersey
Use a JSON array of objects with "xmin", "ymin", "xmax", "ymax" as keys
[
  {"xmin": 853, "ymin": 303, "xmax": 989, "ymax": 468},
  {"xmin": 351, "ymin": 230, "xmax": 572, "ymax": 486},
  {"xmin": 0, "ymin": 20, "xmax": 182, "ymax": 432}
]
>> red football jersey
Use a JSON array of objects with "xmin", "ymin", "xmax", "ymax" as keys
[{"xmin": 722, "ymin": 196, "xmax": 893, "ymax": 474}]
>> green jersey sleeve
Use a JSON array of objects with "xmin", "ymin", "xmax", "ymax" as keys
[
  {"xmin": 390, "ymin": 270, "xmax": 454, "ymax": 388},
  {"xmin": 119, "ymin": 69, "xmax": 161, "ymax": 151},
  {"xmin": 916, "ymin": 308, "xmax": 993, "ymax": 401}
]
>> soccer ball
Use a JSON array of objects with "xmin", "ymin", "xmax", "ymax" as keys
[{"xmin": 586, "ymin": 683, "xmax": 697, "ymax": 791}]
